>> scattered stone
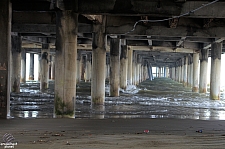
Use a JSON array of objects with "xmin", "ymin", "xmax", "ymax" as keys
[{"xmin": 66, "ymin": 141, "xmax": 70, "ymax": 145}]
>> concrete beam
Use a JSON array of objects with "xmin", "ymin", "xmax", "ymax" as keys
[
  {"xmin": 12, "ymin": 23, "xmax": 92, "ymax": 33},
  {"xmin": 55, "ymin": 1, "xmax": 225, "ymax": 18},
  {"xmin": 132, "ymin": 46, "xmax": 197, "ymax": 53},
  {"xmin": 13, "ymin": 11, "xmax": 56, "ymax": 24},
  {"xmin": 107, "ymin": 25, "xmax": 225, "ymax": 38},
  {"xmin": 203, "ymin": 38, "xmax": 225, "ymax": 50}
]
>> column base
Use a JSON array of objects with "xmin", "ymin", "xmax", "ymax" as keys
[
  {"xmin": 92, "ymin": 97, "xmax": 104, "ymax": 105},
  {"xmin": 192, "ymin": 87, "xmax": 199, "ymax": 92}
]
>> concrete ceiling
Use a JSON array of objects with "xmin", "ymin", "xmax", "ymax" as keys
[{"xmin": 11, "ymin": 0, "xmax": 225, "ymax": 67}]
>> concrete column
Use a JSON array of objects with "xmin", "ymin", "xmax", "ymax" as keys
[
  {"xmin": 40, "ymin": 44, "xmax": 49, "ymax": 91},
  {"xmin": 20, "ymin": 48, "xmax": 26, "ymax": 83},
  {"xmin": 148, "ymin": 63, "xmax": 152, "ymax": 80},
  {"xmin": 141, "ymin": 65, "xmax": 144, "ymax": 82},
  {"xmin": 175, "ymin": 64, "xmax": 179, "ymax": 82},
  {"xmin": 38, "ymin": 54, "xmax": 41, "ymax": 81},
  {"xmin": 165, "ymin": 67, "xmax": 169, "ymax": 78},
  {"xmin": 48, "ymin": 56, "xmax": 52, "ymax": 79},
  {"xmin": 91, "ymin": 16, "xmax": 106, "ymax": 105},
  {"xmin": 51, "ymin": 55, "xmax": 55, "ymax": 80},
  {"xmin": 189, "ymin": 56, "xmax": 194, "ymax": 87},
  {"xmin": 180, "ymin": 59, "xmax": 184, "ymax": 83},
  {"xmin": 199, "ymin": 49, "xmax": 209, "ymax": 93},
  {"xmin": 29, "ymin": 53, "xmax": 34, "ymax": 80},
  {"xmin": 172, "ymin": 67, "xmax": 176, "ymax": 80},
  {"xmin": 163, "ymin": 67, "xmax": 165, "ymax": 77},
  {"xmin": 187, "ymin": 55, "xmax": 192, "ymax": 87},
  {"xmin": 0, "ymin": 0, "xmax": 11, "ymax": 118},
  {"xmin": 192, "ymin": 53, "xmax": 199, "ymax": 92},
  {"xmin": 109, "ymin": 38, "xmax": 120, "ymax": 97},
  {"xmin": 139, "ymin": 64, "xmax": 142, "ymax": 83},
  {"xmin": 158, "ymin": 67, "xmax": 161, "ymax": 77},
  {"xmin": 146, "ymin": 65, "xmax": 149, "ymax": 80},
  {"xmin": 106, "ymin": 55, "xmax": 110, "ymax": 81},
  {"xmin": 76, "ymin": 51, "xmax": 81, "ymax": 83},
  {"xmin": 11, "ymin": 35, "xmax": 21, "ymax": 93},
  {"xmin": 183, "ymin": 56, "xmax": 188, "ymax": 87},
  {"xmin": 132, "ymin": 52, "xmax": 137, "ymax": 85},
  {"xmin": 143, "ymin": 64, "xmax": 147, "ymax": 80},
  {"xmin": 136, "ymin": 55, "xmax": 141, "ymax": 85},
  {"xmin": 86, "ymin": 53, "xmax": 91, "ymax": 82},
  {"xmin": 82, "ymin": 55, "xmax": 86, "ymax": 81},
  {"xmin": 210, "ymin": 43, "xmax": 222, "ymax": 100},
  {"xmin": 54, "ymin": 11, "xmax": 77, "ymax": 118},
  {"xmin": 179, "ymin": 60, "xmax": 182, "ymax": 83},
  {"xmin": 120, "ymin": 45, "xmax": 128, "ymax": 90},
  {"xmin": 178, "ymin": 66, "xmax": 181, "ymax": 82},
  {"xmin": 127, "ymin": 47, "xmax": 133, "ymax": 85}
]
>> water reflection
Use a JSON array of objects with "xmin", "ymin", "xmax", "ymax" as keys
[{"xmin": 10, "ymin": 78, "xmax": 225, "ymax": 120}]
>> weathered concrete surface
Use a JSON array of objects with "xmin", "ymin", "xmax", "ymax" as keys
[
  {"xmin": 54, "ymin": 11, "xmax": 77, "ymax": 118},
  {"xmin": 91, "ymin": 16, "xmax": 106, "ymax": 105},
  {"xmin": 38, "ymin": 54, "xmax": 41, "ymax": 81},
  {"xmin": 76, "ymin": 51, "xmax": 82, "ymax": 83},
  {"xmin": 192, "ymin": 53, "xmax": 199, "ymax": 92},
  {"xmin": 51, "ymin": 55, "xmax": 55, "ymax": 80},
  {"xmin": 85, "ymin": 53, "xmax": 91, "ymax": 82},
  {"xmin": 132, "ymin": 52, "xmax": 137, "ymax": 85},
  {"xmin": 29, "ymin": 53, "xmax": 34, "ymax": 80},
  {"xmin": 109, "ymin": 38, "xmax": 120, "ymax": 97},
  {"xmin": 11, "ymin": 35, "xmax": 21, "ymax": 93},
  {"xmin": 187, "ymin": 56, "xmax": 192, "ymax": 87},
  {"xmin": 210, "ymin": 43, "xmax": 222, "ymax": 100},
  {"xmin": 40, "ymin": 44, "xmax": 49, "ymax": 92},
  {"xmin": 199, "ymin": 49, "xmax": 209, "ymax": 93},
  {"xmin": 127, "ymin": 47, "xmax": 133, "ymax": 85},
  {"xmin": 20, "ymin": 48, "xmax": 26, "ymax": 83},
  {"xmin": 0, "ymin": 0, "xmax": 11, "ymax": 118},
  {"xmin": 136, "ymin": 55, "xmax": 141, "ymax": 85},
  {"xmin": 183, "ymin": 57, "xmax": 188, "ymax": 87},
  {"xmin": 120, "ymin": 45, "xmax": 128, "ymax": 90}
]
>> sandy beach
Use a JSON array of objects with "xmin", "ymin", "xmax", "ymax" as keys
[{"xmin": 0, "ymin": 118, "xmax": 225, "ymax": 149}]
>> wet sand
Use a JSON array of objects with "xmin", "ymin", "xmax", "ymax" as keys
[{"xmin": 0, "ymin": 118, "xmax": 225, "ymax": 149}]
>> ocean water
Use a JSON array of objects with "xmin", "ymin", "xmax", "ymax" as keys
[{"xmin": 10, "ymin": 78, "xmax": 225, "ymax": 120}]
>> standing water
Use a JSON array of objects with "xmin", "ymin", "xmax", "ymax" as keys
[{"xmin": 10, "ymin": 78, "xmax": 225, "ymax": 120}]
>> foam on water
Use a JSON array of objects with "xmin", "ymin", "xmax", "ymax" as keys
[{"xmin": 10, "ymin": 78, "xmax": 225, "ymax": 120}]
